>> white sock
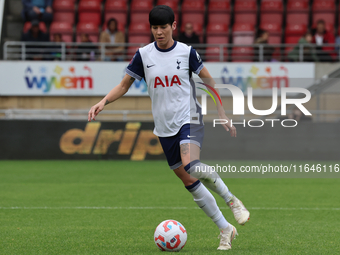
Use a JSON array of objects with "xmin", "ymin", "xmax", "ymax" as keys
[
  {"xmin": 186, "ymin": 180, "xmax": 229, "ymax": 230},
  {"xmin": 184, "ymin": 160, "xmax": 234, "ymax": 203}
]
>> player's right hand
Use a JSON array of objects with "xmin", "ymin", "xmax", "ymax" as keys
[{"xmin": 88, "ymin": 101, "xmax": 105, "ymax": 122}]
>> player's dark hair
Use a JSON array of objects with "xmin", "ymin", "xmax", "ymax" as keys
[{"xmin": 149, "ymin": 5, "xmax": 175, "ymax": 26}]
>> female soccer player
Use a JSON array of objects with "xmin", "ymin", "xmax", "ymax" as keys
[{"xmin": 88, "ymin": 5, "xmax": 249, "ymax": 251}]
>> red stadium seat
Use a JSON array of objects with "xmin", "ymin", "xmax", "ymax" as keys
[
  {"xmin": 312, "ymin": 0, "xmax": 335, "ymax": 12},
  {"xmin": 285, "ymin": 35, "xmax": 300, "ymax": 44},
  {"xmin": 261, "ymin": 0, "xmax": 284, "ymax": 13},
  {"xmin": 157, "ymin": 0, "xmax": 178, "ymax": 10},
  {"xmin": 286, "ymin": 13, "xmax": 309, "ymax": 25},
  {"xmin": 208, "ymin": 13, "xmax": 230, "ymax": 26},
  {"xmin": 157, "ymin": 0, "xmax": 179, "ymax": 23},
  {"xmin": 206, "ymin": 23, "xmax": 229, "ymax": 45},
  {"xmin": 130, "ymin": 0, "xmax": 153, "ymax": 13},
  {"xmin": 208, "ymin": 0, "xmax": 230, "ymax": 13},
  {"xmin": 181, "ymin": 13, "xmax": 205, "ymax": 27},
  {"xmin": 23, "ymin": 21, "xmax": 47, "ymax": 33},
  {"xmin": 182, "ymin": 0, "xmax": 204, "ymax": 13},
  {"xmin": 268, "ymin": 36, "xmax": 281, "ymax": 44},
  {"xmin": 312, "ymin": 0, "xmax": 335, "ymax": 27},
  {"xmin": 53, "ymin": 0, "xmax": 75, "ymax": 12},
  {"xmin": 128, "ymin": 35, "xmax": 151, "ymax": 57},
  {"xmin": 53, "ymin": 12, "xmax": 75, "ymax": 25},
  {"xmin": 285, "ymin": 24, "xmax": 307, "ymax": 36},
  {"xmin": 129, "ymin": 23, "xmax": 150, "ymax": 35},
  {"xmin": 181, "ymin": 0, "xmax": 204, "ymax": 26},
  {"xmin": 50, "ymin": 22, "xmax": 74, "ymax": 42},
  {"xmin": 234, "ymin": 14, "xmax": 257, "ymax": 24},
  {"xmin": 77, "ymin": 22, "xmax": 99, "ymax": 42},
  {"xmin": 260, "ymin": 22, "xmax": 282, "ymax": 35},
  {"xmin": 105, "ymin": 0, "xmax": 128, "ymax": 12},
  {"xmin": 206, "ymin": 36, "xmax": 229, "ymax": 44},
  {"xmin": 232, "ymin": 35, "xmax": 254, "ymax": 45},
  {"xmin": 260, "ymin": 20, "xmax": 283, "ymax": 48},
  {"xmin": 232, "ymin": 23, "xmax": 255, "ymax": 45},
  {"xmin": 312, "ymin": 13, "xmax": 335, "ymax": 27},
  {"xmin": 261, "ymin": 14, "xmax": 283, "ymax": 26},
  {"xmin": 234, "ymin": 0, "xmax": 257, "ymax": 12},
  {"xmin": 206, "ymin": 23, "xmax": 228, "ymax": 36},
  {"xmin": 231, "ymin": 47, "xmax": 254, "ymax": 62},
  {"xmin": 205, "ymin": 47, "xmax": 228, "ymax": 62},
  {"xmin": 78, "ymin": 0, "xmax": 101, "ymax": 12},
  {"xmin": 130, "ymin": 13, "xmax": 149, "ymax": 24},
  {"xmin": 128, "ymin": 35, "xmax": 151, "ymax": 44},
  {"xmin": 286, "ymin": 0, "xmax": 308, "ymax": 12},
  {"xmin": 79, "ymin": 13, "xmax": 101, "ymax": 26},
  {"xmin": 233, "ymin": 23, "xmax": 254, "ymax": 32},
  {"xmin": 284, "ymin": 35, "xmax": 300, "ymax": 55},
  {"xmin": 105, "ymin": 13, "xmax": 127, "ymax": 28}
]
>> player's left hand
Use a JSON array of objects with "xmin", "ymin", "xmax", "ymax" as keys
[
  {"xmin": 219, "ymin": 113, "xmax": 237, "ymax": 137},
  {"xmin": 88, "ymin": 101, "xmax": 105, "ymax": 122}
]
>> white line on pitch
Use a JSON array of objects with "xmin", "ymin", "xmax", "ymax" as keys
[{"xmin": 0, "ymin": 207, "xmax": 339, "ymax": 210}]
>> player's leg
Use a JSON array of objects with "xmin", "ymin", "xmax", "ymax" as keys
[
  {"xmin": 158, "ymin": 130, "xmax": 236, "ymax": 250},
  {"xmin": 177, "ymin": 145, "xmax": 237, "ymax": 250},
  {"xmin": 174, "ymin": 165, "xmax": 237, "ymax": 250},
  {"xmin": 180, "ymin": 124, "xmax": 250, "ymax": 226}
]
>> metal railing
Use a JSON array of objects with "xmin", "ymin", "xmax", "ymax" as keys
[{"xmin": 4, "ymin": 41, "xmax": 340, "ymax": 62}]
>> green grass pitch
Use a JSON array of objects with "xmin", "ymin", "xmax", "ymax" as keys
[{"xmin": 0, "ymin": 160, "xmax": 340, "ymax": 255}]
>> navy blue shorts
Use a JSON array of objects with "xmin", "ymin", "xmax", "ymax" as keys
[{"xmin": 158, "ymin": 124, "xmax": 204, "ymax": 170}]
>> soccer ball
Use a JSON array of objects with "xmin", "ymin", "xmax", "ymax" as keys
[{"xmin": 154, "ymin": 219, "xmax": 187, "ymax": 252}]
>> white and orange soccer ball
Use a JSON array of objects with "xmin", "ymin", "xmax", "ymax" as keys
[{"xmin": 154, "ymin": 219, "xmax": 187, "ymax": 252}]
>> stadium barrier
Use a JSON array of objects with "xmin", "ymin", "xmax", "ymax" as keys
[
  {"xmin": 4, "ymin": 41, "xmax": 340, "ymax": 62},
  {"xmin": 0, "ymin": 120, "xmax": 339, "ymax": 161}
]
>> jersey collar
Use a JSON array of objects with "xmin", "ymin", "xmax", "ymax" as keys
[{"xmin": 154, "ymin": 40, "xmax": 177, "ymax": 52}]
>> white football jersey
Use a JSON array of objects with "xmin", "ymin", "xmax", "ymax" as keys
[{"xmin": 126, "ymin": 41, "xmax": 204, "ymax": 137}]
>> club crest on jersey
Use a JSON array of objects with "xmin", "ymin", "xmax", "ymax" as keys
[
  {"xmin": 176, "ymin": 60, "xmax": 181, "ymax": 69},
  {"xmin": 154, "ymin": 75, "xmax": 181, "ymax": 88},
  {"xmin": 196, "ymin": 52, "xmax": 202, "ymax": 63}
]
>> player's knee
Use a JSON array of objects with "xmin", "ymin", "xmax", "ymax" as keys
[{"xmin": 173, "ymin": 169, "xmax": 196, "ymax": 186}]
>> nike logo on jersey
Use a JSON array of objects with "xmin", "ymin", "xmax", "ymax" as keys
[
  {"xmin": 187, "ymin": 135, "xmax": 196, "ymax": 138},
  {"xmin": 147, "ymin": 64, "xmax": 155, "ymax": 68}
]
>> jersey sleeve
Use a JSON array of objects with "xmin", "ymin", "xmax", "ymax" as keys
[
  {"xmin": 125, "ymin": 50, "xmax": 145, "ymax": 81},
  {"xmin": 189, "ymin": 47, "xmax": 204, "ymax": 75}
]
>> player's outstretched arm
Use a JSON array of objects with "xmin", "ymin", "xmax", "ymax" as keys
[
  {"xmin": 198, "ymin": 67, "xmax": 236, "ymax": 137},
  {"xmin": 88, "ymin": 74, "xmax": 135, "ymax": 121}
]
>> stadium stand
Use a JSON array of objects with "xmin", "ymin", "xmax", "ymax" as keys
[
  {"xmin": 232, "ymin": 23, "xmax": 255, "ymax": 45},
  {"xmin": 50, "ymin": 22, "xmax": 74, "ymax": 42},
  {"xmin": 78, "ymin": 0, "xmax": 102, "ymax": 26},
  {"xmin": 23, "ymin": 21, "xmax": 47, "ymax": 34},
  {"xmin": 312, "ymin": 0, "xmax": 336, "ymax": 31},
  {"xmin": 104, "ymin": 0, "xmax": 128, "ymax": 29},
  {"xmin": 76, "ymin": 22, "xmax": 99, "ymax": 42},
  {"xmin": 234, "ymin": 0, "xmax": 257, "ymax": 25},
  {"xmin": 2, "ymin": 0, "xmax": 339, "ymax": 62},
  {"xmin": 286, "ymin": 0, "xmax": 309, "ymax": 26},
  {"xmin": 181, "ymin": 0, "xmax": 205, "ymax": 27}
]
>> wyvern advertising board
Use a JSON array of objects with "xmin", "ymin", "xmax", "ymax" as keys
[{"xmin": 0, "ymin": 62, "xmax": 315, "ymax": 96}]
